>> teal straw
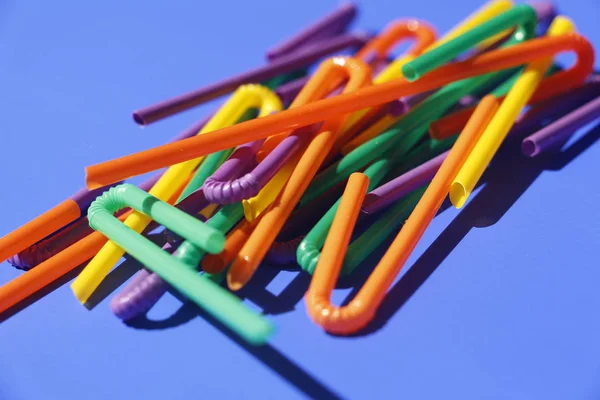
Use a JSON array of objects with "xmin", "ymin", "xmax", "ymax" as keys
[{"xmin": 89, "ymin": 184, "xmax": 274, "ymax": 345}]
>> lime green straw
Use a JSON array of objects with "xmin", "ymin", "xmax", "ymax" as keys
[
  {"xmin": 402, "ymin": 4, "xmax": 538, "ymax": 81},
  {"xmin": 88, "ymin": 184, "xmax": 274, "ymax": 345}
]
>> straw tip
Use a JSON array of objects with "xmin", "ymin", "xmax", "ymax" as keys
[
  {"xmin": 521, "ymin": 139, "xmax": 539, "ymax": 157},
  {"xmin": 401, "ymin": 64, "xmax": 419, "ymax": 82},
  {"xmin": 132, "ymin": 111, "xmax": 147, "ymax": 126},
  {"xmin": 227, "ymin": 258, "xmax": 255, "ymax": 291},
  {"xmin": 449, "ymin": 182, "xmax": 468, "ymax": 209}
]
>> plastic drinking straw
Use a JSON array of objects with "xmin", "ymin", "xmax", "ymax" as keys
[
  {"xmin": 132, "ymin": 32, "xmax": 369, "ymax": 125},
  {"xmin": 85, "ymin": 33, "xmax": 594, "ymax": 188},
  {"xmin": 305, "ymin": 96, "xmax": 498, "ymax": 334},
  {"xmin": 450, "ymin": 16, "xmax": 575, "ymax": 208},
  {"xmin": 429, "ymin": 70, "xmax": 598, "ymax": 140},
  {"xmin": 0, "ymin": 175, "xmax": 198, "ymax": 316},
  {"xmin": 522, "ymin": 95, "xmax": 600, "ymax": 157},
  {"xmin": 226, "ymin": 57, "xmax": 371, "ymax": 290},
  {"xmin": 338, "ymin": 3, "xmax": 534, "ymax": 153},
  {"xmin": 202, "ymin": 217, "xmax": 259, "ymax": 275},
  {"xmin": 87, "ymin": 184, "xmax": 273, "ymax": 345},
  {"xmin": 265, "ymin": 3, "xmax": 357, "ymax": 61},
  {"xmin": 7, "ymin": 172, "xmax": 164, "ymax": 270},
  {"xmin": 72, "ymin": 85, "xmax": 282, "ymax": 304},
  {"xmin": 340, "ymin": 0, "xmax": 512, "ymax": 139},
  {"xmin": 296, "ymin": 136, "xmax": 456, "ymax": 274},
  {"xmin": 0, "ymin": 183, "xmax": 122, "ymax": 265},
  {"xmin": 111, "ymin": 202, "xmax": 245, "ymax": 320}
]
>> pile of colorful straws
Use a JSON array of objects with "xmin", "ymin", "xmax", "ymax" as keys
[{"xmin": 0, "ymin": 1, "xmax": 598, "ymax": 345}]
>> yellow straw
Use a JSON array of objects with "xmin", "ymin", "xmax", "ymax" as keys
[
  {"xmin": 450, "ymin": 16, "xmax": 574, "ymax": 208},
  {"xmin": 71, "ymin": 85, "xmax": 282, "ymax": 304}
]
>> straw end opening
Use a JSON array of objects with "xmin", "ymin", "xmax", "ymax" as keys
[
  {"xmin": 450, "ymin": 181, "xmax": 468, "ymax": 209},
  {"xmin": 521, "ymin": 139, "xmax": 539, "ymax": 157}
]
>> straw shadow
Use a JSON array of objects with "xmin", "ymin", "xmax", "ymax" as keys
[
  {"xmin": 356, "ymin": 122, "xmax": 600, "ymax": 335},
  {"xmin": 127, "ymin": 298, "xmax": 343, "ymax": 400},
  {"xmin": 0, "ymin": 263, "xmax": 86, "ymax": 323},
  {"xmin": 84, "ymin": 231, "xmax": 166, "ymax": 310}
]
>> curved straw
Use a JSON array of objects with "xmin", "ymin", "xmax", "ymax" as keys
[
  {"xmin": 111, "ymin": 203, "xmax": 244, "ymax": 320},
  {"xmin": 0, "ymin": 176, "xmax": 196, "ymax": 316},
  {"xmin": 0, "ymin": 183, "xmax": 122, "ymax": 265},
  {"xmin": 450, "ymin": 16, "xmax": 577, "ymax": 208},
  {"xmin": 265, "ymin": 3, "xmax": 357, "ymax": 61},
  {"xmin": 88, "ymin": 184, "xmax": 273, "ymax": 345},
  {"xmin": 86, "ymin": 33, "xmax": 594, "ymax": 188},
  {"xmin": 202, "ymin": 217, "xmax": 258, "ymax": 275},
  {"xmin": 8, "ymin": 172, "xmax": 163, "ymax": 270},
  {"xmin": 340, "ymin": 4, "xmax": 539, "ymax": 154},
  {"xmin": 340, "ymin": 0, "xmax": 512, "ymax": 141},
  {"xmin": 522, "ymin": 95, "xmax": 600, "ymax": 157},
  {"xmin": 296, "ymin": 136, "xmax": 456, "ymax": 274},
  {"xmin": 72, "ymin": 85, "xmax": 282, "ymax": 305},
  {"xmin": 226, "ymin": 57, "xmax": 371, "ymax": 290},
  {"xmin": 132, "ymin": 32, "xmax": 369, "ymax": 125},
  {"xmin": 305, "ymin": 96, "xmax": 497, "ymax": 334}
]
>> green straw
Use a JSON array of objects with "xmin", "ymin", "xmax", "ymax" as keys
[
  {"xmin": 402, "ymin": 4, "xmax": 537, "ymax": 81},
  {"xmin": 296, "ymin": 136, "xmax": 455, "ymax": 275},
  {"xmin": 88, "ymin": 184, "xmax": 274, "ymax": 345}
]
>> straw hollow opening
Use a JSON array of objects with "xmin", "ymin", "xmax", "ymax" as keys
[
  {"xmin": 521, "ymin": 138, "xmax": 539, "ymax": 157},
  {"xmin": 450, "ymin": 181, "xmax": 468, "ymax": 209}
]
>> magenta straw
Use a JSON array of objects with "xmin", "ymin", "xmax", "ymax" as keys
[
  {"xmin": 522, "ymin": 95, "xmax": 600, "ymax": 157},
  {"xmin": 266, "ymin": 3, "xmax": 357, "ymax": 61},
  {"xmin": 132, "ymin": 32, "xmax": 370, "ymax": 125}
]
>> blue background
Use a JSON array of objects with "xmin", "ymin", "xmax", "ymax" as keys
[{"xmin": 1, "ymin": 0, "xmax": 599, "ymax": 399}]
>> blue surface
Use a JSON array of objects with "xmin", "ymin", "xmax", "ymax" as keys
[{"xmin": 1, "ymin": 1, "xmax": 599, "ymax": 399}]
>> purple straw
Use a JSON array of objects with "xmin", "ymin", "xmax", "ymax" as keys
[
  {"xmin": 364, "ymin": 82, "xmax": 600, "ymax": 215},
  {"xmin": 203, "ymin": 124, "xmax": 321, "ymax": 203},
  {"xmin": 266, "ymin": 3, "xmax": 357, "ymax": 61},
  {"xmin": 132, "ymin": 32, "xmax": 370, "ymax": 125},
  {"xmin": 522, "ymin": 95, "xmax": 600, "ymax": 157}
]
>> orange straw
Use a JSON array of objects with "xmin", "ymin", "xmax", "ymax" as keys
[
  {"xmin": 0, "ymin": 210, "xmax": 132, "ymax": 314},
  {"xmin": 305, "ymin": 95, "xmax": 499, "ymax": 334},
  {"xmin": 429, "ymin": 73, "xmax": 587, "ymax": 140},
  {"xmin": 85, "ymin": 34, "xmax": 594, "ymax": 189},
  {"xmin": 0, "ymin": 200, "xmax": 81, "ymax": 264},
  {"xmin": 202, "ymin": 219, "xmax": 257, "ymax": 275},
  {"xmin": 226, "ymin": 57, "xmax": 372, "ymax": 290}
]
